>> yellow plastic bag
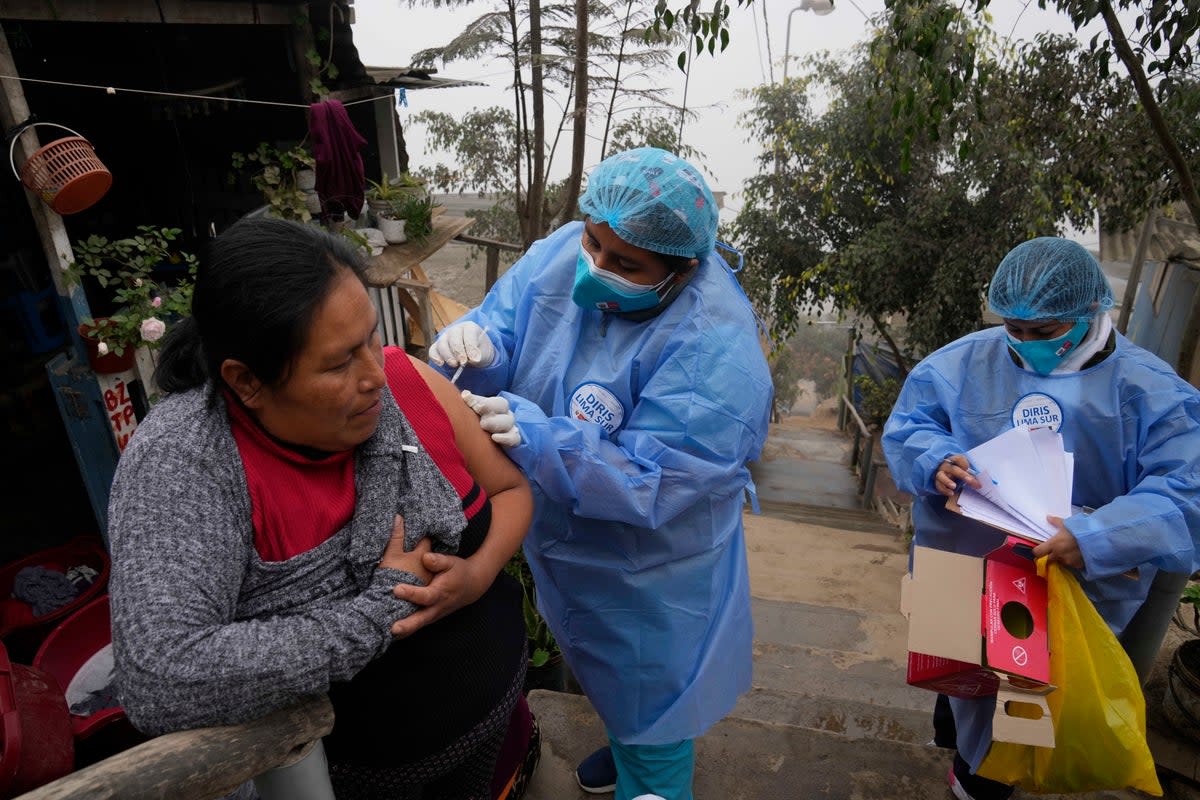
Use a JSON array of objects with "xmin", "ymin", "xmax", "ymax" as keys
[{"xmin": 976, "ymin": 560, "xmax": 1162, "ymax": 795}]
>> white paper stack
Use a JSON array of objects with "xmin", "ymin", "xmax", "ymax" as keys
[{"xmin": 953, "ymin": 426, "xmax": 1075, "ymax": 542}]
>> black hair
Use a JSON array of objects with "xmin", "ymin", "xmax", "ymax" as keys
[{"xmin": 155, "ymin": 216, "xmax": 369, "ymax": 401}]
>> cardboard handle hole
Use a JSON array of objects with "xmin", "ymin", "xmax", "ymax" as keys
[
  {"xmin": 1003, "ymin": 699, "xmax": 1045, "ymax": 720},
  {"xmin": 1001, "ymin": 600, "xmax": 1034, "ymax": 639}
]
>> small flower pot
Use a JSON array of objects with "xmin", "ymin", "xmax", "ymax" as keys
[
  {"xmin": 296, "ymin": 169, "xmax": 317, "ymax": 192},
  {"xmin": 77, "ymin": 322, "xmax": 136, "ymax": 375},
  {"xmin": 378, "ymin": 216, "xmax": 408, "ymax": 244},
  {"xmin": 304, "ymin": 191, "xmax": 322, "ymax": 215}
]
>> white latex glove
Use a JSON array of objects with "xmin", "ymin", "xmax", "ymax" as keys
[
  {"xmin": 461, "ymin": 390, "xmax": 521, "ymax": 448},
  {"xmin": 428, "ymin": 322, "xmax": 496, "ymax": 369}
]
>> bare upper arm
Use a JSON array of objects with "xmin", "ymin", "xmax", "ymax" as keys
[{"xmin": 408, "ymin": 355, "xmax": 528, "ymax": 499}]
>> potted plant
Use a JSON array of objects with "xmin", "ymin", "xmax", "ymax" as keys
[
  {"xmin": 1165, "ymin": 582, "xmax": 1200, "ymax": 742},
  {"xmin": 64, "ymin": 226, "xmax": 197, "ymax": 375},
  {"xmin": 504, "ymin": 552, "xmax": 575, "ymax": 693},
  {"xmin": 365, "ymin": 173, "xmax": 425, "ymax": 214},
  {"xmin": 365, "ymin": 174, "xmax": 428, "ymax": 244},
  {"xmin": 390, "ymin": 192, "xmax": 438, "ymax": 246},
  {"xmin": 364, "ymin": 179, "xmax": 408, "ymax": 244},
  {"xmin": 230, "ymin": 141, "xmax": 316, "ymax": 222}
]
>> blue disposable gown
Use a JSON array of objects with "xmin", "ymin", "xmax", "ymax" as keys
[
  {"xmin": 441, "ymin": 221, "xmax": 773, "ymax": 744},
  {"xmin": 882, "ymin": 325, "xmax": 1200, "ymax": 771}
]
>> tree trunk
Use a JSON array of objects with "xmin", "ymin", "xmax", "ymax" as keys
[
  {"xmin": 1098, "ymin": 0, "xmax": 1200, "ymax": 231},
  {"xmin": 507, "ymin": 0, "xmax": 530, "ymax": 244},
  {"xmin": 869, "ymin": 312, "xmax": 911, "ymax": 378},
  {"xmin": 525, "ymin": 0, "xmax": 547, "ymax": 247},
  {"xmin": 600, "ymin": 0, "xmax": 635, "ymax": 160},
  {"xmin": 556, "ymin": 0, "xmax": 590, "ymax": 227}
]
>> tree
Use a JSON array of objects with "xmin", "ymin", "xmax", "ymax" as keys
[
  {"xmin": 409, "ymin": 0, "xmax": 683, "ymax": 247},
  {"xmin": 731, "ymin": 13, "xmax": 1166, "ymax": 370},
  {"xmin": 644, "ymin": 0, "xmax": 1198, "ymax": 228},
  {"xmin": 874, "ymin": 0, "xmax": 1200, "ymax": 229}
]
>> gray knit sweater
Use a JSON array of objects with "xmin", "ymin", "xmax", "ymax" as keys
[{"xmin": 108, "ymin": 387, "xmax": 467, "ymax": 736}]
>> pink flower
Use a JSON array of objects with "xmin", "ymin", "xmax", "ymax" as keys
[
  {"xmin": 140, "ymin": 317, "xmax": 167, "ymax": 342},
  {"xmin": 151, "ymin": 296, "xmax": 162, "ymax": 308}
]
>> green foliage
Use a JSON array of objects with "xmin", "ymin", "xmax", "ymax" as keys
[
  {"xmin": 503, "ymin": 551, "xmax": 559, "ymax": 666},
  {"xmin": 732, "ymin": 10, "xmax": 1172, "ymax": 363},
  {"xmin": 65, "ymin": 226, "xmax": 197, "ymax": 357},
  {"xmin": 876, "ymin": 0, "xmax": 1200, "ymax": 228},
  {"xmin": 365, "ymin": 172, "xmax": 426, "ymax": 205},
  {"xmin": 605, "ymin": 109, "xmax": 703, "ymax": 165},
  {"xmin": 230, "ymin": 142, "xmax": 315, "ymax": 222},
  {"xmin": 390, "ymin": 194, "xmax": 439, "ymax": 243},
  {"xmin": 854, "ymin": 374, "xmax": 901, "ymax": 430},
  {"xmin": 648, "ymin": 0, "xmax": 745, "ymax": 70},
  {"xmin": 411, "ymin": 0, "xmax": 685, "ymax": 245}
]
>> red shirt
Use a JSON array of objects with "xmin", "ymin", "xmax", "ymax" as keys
[{"xmin": 231, "ymin": 347, "xmax": 481, "ymax": 561}]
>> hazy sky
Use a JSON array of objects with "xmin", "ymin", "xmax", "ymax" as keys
[{"xmin": 350, "ymin": 0, "xmax": 1116, "ymax": 238}]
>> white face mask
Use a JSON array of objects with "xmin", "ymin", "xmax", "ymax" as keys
[{"xmin": 581, "ymin": 245, "xmax": 672, "ymax": 296}]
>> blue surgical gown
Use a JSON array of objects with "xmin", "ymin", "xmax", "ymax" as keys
[
  {"xmin": 440, "ymin": 221, "xmax": 773, "ymax": 744},
  {"xmin": 882, "ymin": 325, "xmax": 1200, "ymax": 771}
]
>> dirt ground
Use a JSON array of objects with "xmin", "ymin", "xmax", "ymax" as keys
[{"xmin": 418, "ymin": 240, "xmax": 495, "ymax": 311}]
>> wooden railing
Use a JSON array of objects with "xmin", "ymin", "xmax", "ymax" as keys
[
  {"xmin": 838, "ymin": 393, "xmax": 885, "ymax": 508},
  {"xmin": 16, "ymin": 695, "xmax": 332, "ymax": 800},
  {"xmin": 454, "ymin": 233, "xmax": 525, "ymax": 293}
]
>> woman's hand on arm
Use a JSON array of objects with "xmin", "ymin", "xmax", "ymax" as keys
[
  {"xmin": 388, "ymin": 358, "xmax": 534, "ymax": 639},
  {"xmin": 378, "ymin": 514, "xmax": 434, "ymax": 586}
]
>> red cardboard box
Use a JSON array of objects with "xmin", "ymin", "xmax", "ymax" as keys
[{"xmin": 900, "ymin": 537, "xmax": 1055, "ymax": 747}]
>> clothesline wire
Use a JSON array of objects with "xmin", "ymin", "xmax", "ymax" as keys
[{"xmin": 0, "ymin": 74, "xmax": 391, "ymax": 108}]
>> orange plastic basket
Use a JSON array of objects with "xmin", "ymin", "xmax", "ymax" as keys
[{"xmin": 8, "ymin": 123, "xmax": 112, "ymax": 215}]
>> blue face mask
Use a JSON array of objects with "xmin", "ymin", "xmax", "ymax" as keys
[
  {"xmin": 1006, "ymin": 319, "xmax": 1090, "ymax": 375},
  {"xmin": 571, "ymin": 245, "xmax": 672, "ymax": 313}
]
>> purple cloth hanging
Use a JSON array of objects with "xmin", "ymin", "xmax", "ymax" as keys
[{"xmin": 308, "ymin": 99, "xmax": 367, "ymax": 221}]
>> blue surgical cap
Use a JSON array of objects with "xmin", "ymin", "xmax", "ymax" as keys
[
  {"xmin": 578, "ymin": 147, "xmax": 718, "ymax": 260},
  {"xmin": 987, "ymin": 237, "xmax": 1115, "ymax": 321}
]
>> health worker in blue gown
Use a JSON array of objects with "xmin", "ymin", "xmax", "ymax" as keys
[
  {"xmin": 425, "ymin": 147, "xmax": 773, "ymax": 800},
  {"xmin": 882, "ymin": 236, "xmax": 1200, "ymax": 800}
]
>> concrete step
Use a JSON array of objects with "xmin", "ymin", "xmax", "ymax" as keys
[
  {"xmin": 523, "ymin": 690, "xmax": 1157, "ymax": 800},
  {"xmin": 744, "ymin": 521, "xmax": 910, "ymax": 616},
  {"xmin": 755, "ymin": 499, "xmax": 901, "ymax": 536}
]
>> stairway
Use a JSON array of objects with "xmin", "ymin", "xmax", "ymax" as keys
[{"xmin": 521, "ymin": 414, "xmax": 1188, "ymax": 799}]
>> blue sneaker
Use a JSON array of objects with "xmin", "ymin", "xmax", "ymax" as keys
[{"xmin": 575, "ymin": 746, "xmax": 617, "ymax": 794}]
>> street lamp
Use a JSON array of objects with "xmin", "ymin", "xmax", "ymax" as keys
[{"xmin": 783, "ymin": 0, "xmax": 834, "ymax": 83}]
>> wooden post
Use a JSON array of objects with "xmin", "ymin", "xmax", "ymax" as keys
[
  {"xmin": 373, "ymin": 95, "xmax": 401, "ymax": 180},
  {"xmin": 485, "ymin": 245, "xmax": 500, "ymax": 292},
  {"xmin": 0, "ymin": 25, "xmax": 90, "ymax": 333}
]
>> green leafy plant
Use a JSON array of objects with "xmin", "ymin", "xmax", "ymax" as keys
[
  {"xmin": 231, "ymin": 142, "xmax": 315, "ymax": 222},
  {"xmin": 854, "ymin": 374, "xmax": 902, "ymax": 431},
  {"xmin": 503, "ymin": 551, "xmax": 559, "ymax": 667},
  {"xmin": 390, "ymin": 193, "xmax": 438, "ymax": 243},
  {"xmin": 365, "ymin": 172, "xmax": 426, "ymax": 206},
  {"xmin": 1175, "ymin": 583, "xmax": 1200, "ymax": 637},
  {"xmin": 64, "ymin": 226, "xmax": 197, "ymax": 357}
]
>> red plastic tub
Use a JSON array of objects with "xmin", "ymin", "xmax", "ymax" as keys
[
  {"xmin": 0, "ymin": 536, "xmax": 109, "ymax": 664},
  {"xmin": 0, "ymin": 642, "xmax": 74, "ymax": 797},
  {"xmin": 33, "ymin": 595, "xmax": 144, "ymax": 768}
]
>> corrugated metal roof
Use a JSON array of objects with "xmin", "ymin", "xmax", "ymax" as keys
[{"xmin": 364, "ymin": 66, "xmax": 486, "ymax": 91}]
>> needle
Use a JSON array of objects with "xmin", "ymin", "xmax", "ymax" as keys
[{"xmin": 449, "ymin": 325, "xmax": 488, "ymax": 384}]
